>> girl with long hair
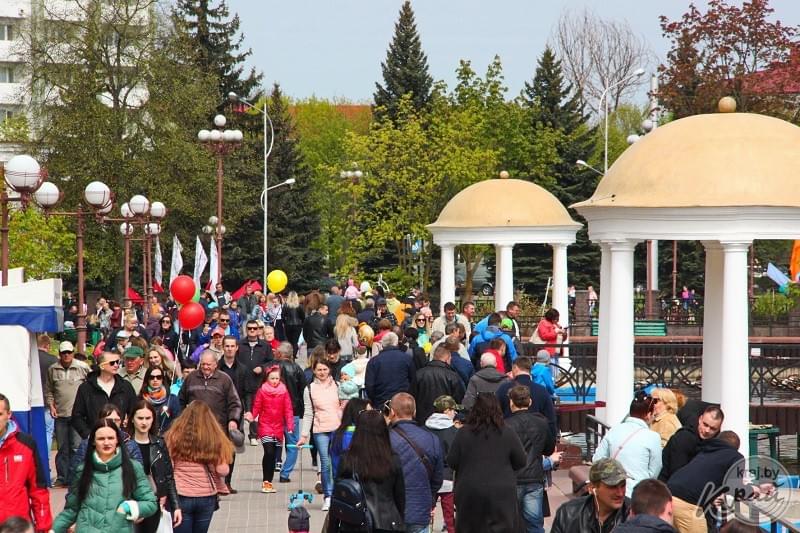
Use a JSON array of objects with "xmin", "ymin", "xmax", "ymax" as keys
[
  {"xmin": 447, "ymin": 393, "xmax": 526, "ymax": 533},
  {"xmin": 412, "ymin": 313, "xmax": 431, "ymax": 346},
  {"xmin": 332, "ymin": 409, "xmax": 405, "ymax": 533},
  {"xmin": 334, "ymin": 312, "xmax": 359, "ymax": 362},
  {"xmin": 129, "ymin": 400, "xmax": 183, "ymax": 532},
  {"xmin": 329, "ymin": 398, "xmax": 370, "ymax": 477},
  {"xmin": 148, "ymin": 346, "xmax": 177, "ymax": 381},
  {"xmin": 53, "ymin": 419, "xmax": 158, "ymax": 532},
  {"xmin": 139, "ymin": 367, "xmax": 182, "ymax": 434},
  {"xmin": 165, "ymin": 401, "xmax": 234, "ymax": 533},
  {"xmin": 243, "ymin": 365, "xmax": 294, "ymax": 494},
  {"xmin": 282, "ymin": 291, "xmax": 305, "ymax": 356}
]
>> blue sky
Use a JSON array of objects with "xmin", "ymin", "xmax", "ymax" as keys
[{"xmin": 226, "ymin": 1, "xmax": 800, "ymax": 105}]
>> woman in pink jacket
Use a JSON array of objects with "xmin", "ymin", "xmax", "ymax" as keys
[{"xmin": 244, "ymin": 365, "xmax": 294, "ymax": 494}]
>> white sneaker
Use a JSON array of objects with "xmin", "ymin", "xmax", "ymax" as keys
[
  {"xmin": 322, "ymin": 497, "xmax": 331, "ymax": 512},
  {"xmin": 249, "ymin": 438, "xmax": 258, "ymax": 446}
]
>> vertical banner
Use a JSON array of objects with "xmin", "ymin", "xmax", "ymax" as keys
[
  {"xmin": 209, "ymin": 236, "xmax": 219, "ymax": 286},
  {"xmin": 193, "ymin": 235, "xmax": 208, "ymax": 287},
  {"xmin": 169, "ymin": 235, "xmax": 183, "ymax": 285}
]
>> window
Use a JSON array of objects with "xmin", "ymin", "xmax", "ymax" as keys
[
  {"xmin": 0, "ymin": 25, "xmax": 13, "ymax": 41},
  {"xmin": 0, "ymin": 109, "xmax": 14, "ymax": 121},
  {"xmin": 0, "ymin": 67, "xmax": 14, "ymax": 84}
]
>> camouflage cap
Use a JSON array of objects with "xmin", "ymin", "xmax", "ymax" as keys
[
  {"xmin": 589, "ymin": 458, "xmax": 629, "ymax": 486},
  {"xmin": 433, "ymin": 395, "xmax": 463, "ymax": 413}
]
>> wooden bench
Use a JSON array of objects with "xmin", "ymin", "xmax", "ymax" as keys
[{"xmin": 590, "ymin": 319, "xmax": 667, "ymax": 336}]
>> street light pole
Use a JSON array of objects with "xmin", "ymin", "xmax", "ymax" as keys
[
  {"xmin": 601, "ymin": 68, "xmax": 645, "ymax": 173},
  {"xmin": 228, "ymin": 92, "xmax": 274, "ymax": 284}
]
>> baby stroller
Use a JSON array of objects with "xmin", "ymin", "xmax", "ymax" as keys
[{"xmin": 287, "ymin": 444, "xmax": 313, "ymax": 533}]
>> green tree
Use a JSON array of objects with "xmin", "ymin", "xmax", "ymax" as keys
[
  {"xmin": 8, "ymin": 208, "xmax": 75, "ymax": 280},
  {"xmin": 516, "ymin": 47, "xmax": 599, "ymax": 295},
  {"xmin": 373, "ymin": 1, "xmax": 433, "ymax": 122},
  {"xmin": 22, "ymin": 0, "xmax": 221, "ymax": 292}
]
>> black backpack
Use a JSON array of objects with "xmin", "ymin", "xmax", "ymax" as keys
[
  {"xmin": 287, "ymin": 506, "xmax": 310, "ymax": 531},
  {"xmin": 330, "ymin": 475, "xmax": 372, "ymax": 531}
]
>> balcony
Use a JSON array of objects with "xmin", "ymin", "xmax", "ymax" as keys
[
  {"xmin": 0, "ymin": 83, "xmax": 24, "ymax": 106},
  {"xmin": 0, "ymin": 1, "xmax": 28, "ymax": 20}
]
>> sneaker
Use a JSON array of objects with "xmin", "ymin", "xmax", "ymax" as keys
[
  {"xmin": 279, "ymin": 477, "xmax": 291, "ymax": 483},
  {"xmin": 321, "ymin": 497, "xmax": 331, "ymax": 512},
  {"xmin": 274, "ymin": 461, "xmax": 282, "ymax": 471},
  {"xmin": 227, "ymin": 486, "xmax": 238, "ymax": 495},
  {"xmin": 261, "ymin": 481, "xmax": 276, "ymax": 493},
  {"xmin": 249, "ymin": 438, "xmax": 259, "ymax": 446},
  {"xmin": 51, "ymin": 479, "xmax": 68, "ymax": 489},
  {"xmin": 315, "ymin": 480, "xmax": 323, "ymax": 494}
]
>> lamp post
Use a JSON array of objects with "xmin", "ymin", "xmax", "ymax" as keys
[
  {"xmin": 228, "ymin": 92, "xmax": 274, "ymax": 284},
  {"xmin": 1, "ymin": 155, "xmax": 47, "ymax": 285},
  {"xmin": 602, "ymin": 68, "xmax": 645, "ymax": 173},
  {"xmin": 340, "ymin": 166, "xmax": 363, "ymax": 272},
  {"xmin": 203, "ymin": 215, "xmax": 226, "ymax": 283},
  {"xmin": 198, "ymin": 115, "xmax": 242, "ymax": 285},
  {"xmin": 37, "ymin": 180, "xmax": 114, "ymax": 353}
]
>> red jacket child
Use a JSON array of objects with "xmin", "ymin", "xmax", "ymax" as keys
[{"xmin": 248, "ymin": 366, "xmax": 294, "ymax": 440}]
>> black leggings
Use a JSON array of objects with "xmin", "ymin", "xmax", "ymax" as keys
[{"xmin": 262, "ymin": 442, "xmax": 277, "ymax": 482}]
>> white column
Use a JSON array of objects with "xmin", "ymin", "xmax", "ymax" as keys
[
  {"xmin": 648, "ymin": 240, "xmax": 659, "ymax": 291},
  {"xmin": 439, "ymin": 244, "xmax": 456, "ymax": 313},
  {"xmin": 551, "ymin": 243, "xmax": 569, "ymax": 328},
  {"xmin": 604, "ymin": 240, "xmax": 636, "ymax": 426},
  {"xmin": 494, "ymin": 244, "xmax": 504, "ymax": 311},
  {"xmin": 701, "ymin": 242, "xmax": 724, "ymax": 403},
  {"xmin": 595, "ymin": 242, "xmax": 611, "ymax": 421},
  {"xmin": 496, "ymin": 244, "xmax": 514, "ymax": 311},
  {"xmin": 718, "ymin": 241, "xmax": 751, "ymax": 457}
]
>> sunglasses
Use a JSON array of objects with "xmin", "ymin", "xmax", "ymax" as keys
[
  {"xmin": 247, "ymin": 326, "xmax": 258, "ymax": 330},
  {"xmin": 161, "ymin": 320, "xmax": 171, "ymax": 324},
  {"xmin": 416, "ymin": 319, "xmax": 426, "ymax": 322},
  {"xmin": 104, "ymin": 359, "xmax": 121, "ymax": 367},
  {"xmin": 219, "ymin": 319, "xmax": 230, "ymax": 323},
  {"xmin": 149, "ymin": 374, "xmax": 163, "ymax": 380}
]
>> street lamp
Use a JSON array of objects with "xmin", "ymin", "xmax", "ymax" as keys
[
  {"xmin": 39, "ymin": 179, "xmax": 115, "ymax": 353},
  {"xmin": 602, "ymin": 68, "xmax": 645, "ymax": 173},
  {"xmin": 1, "ymin": 155, "xmax": 46, "ymax": 285},
  {"xmin": 198, "ymin": 114, "xmax": 242, "ymax": 284},
  {"xmin": 228, "ymin": 91, "xmax": 275, "ymax": 284},
  {"xmin": 575, "ymin": 159, "xmax": 603, "ymax": 176}
]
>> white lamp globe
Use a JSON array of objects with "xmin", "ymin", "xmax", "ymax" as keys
[
  {"xmin": 120, "ymin": 202, "xmax": 133, "ymax": 219},
  {"xmin": 208, "ymin": 215, "xmax": 219, "ymax": 225},
  {"xmin": 129, "ymin": 194, "xmax": 150, "ymax": 215},
  {"xmin": 354, "ymin": 170, "xmax": 363, "ymax": 179},
  {"xmin": 202, "ymin": 225, "xmax": 213, "ymax": 234},
  {"xmin": 285, "ymin": 178, "xmax": 296, "ymax": 185},
  {"xmin": 232, "ymin": 130, "xmax": 243, "ymax": 142},
  {"xmin": 146, "ymin": 223, "xmax": 161, "ymax": 235},
  {"xmin": 209, "ymin": 130, "xmax": 222, "ymax": 142},
  {"xmin": 84, "ymin": 181, "xmax": 111, "ymax": 208},
  {"xmin": 119, "ymin": 222, "xmax": 134, "ymax": 236},
  {"xmin": 34, "ymin": 181, "xmax": 60, "ymax": 208},
  {"xmin": 626, "ymin": 134, "xmax": 641, "ymax": 145},
  {"xmin": 218, "ymin": 224, "xmax": 226, "ymax": 235},
  {"xmin": 213, "ymin": 114, "xmax": 227, "ymax": 128},
  {"xmin": 150, "ymin": 201, "xmax": 166, "ymax": 219},
  {"xmin": 4, "ymin": 154, "xmax": 41, "ymax": 192},
  {"xmin": 222, "ymin": 130, "xmax": 237, "ymax": 142},
  {"xmin": 198, "ymin": 130, "xmax": 211, "ymax": 142},
  {"xmin": 96, "ymin": 201, "xmax": 113, "ymax": 215}
]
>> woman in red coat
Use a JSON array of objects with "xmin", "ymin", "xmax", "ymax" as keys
[
  {"xmin": 243, "ymin": 365, "xmax": 294, "ymax": 494},
  {"xmin": 533, "ymin": 308, "xmax": 568, "ymax": 356}
]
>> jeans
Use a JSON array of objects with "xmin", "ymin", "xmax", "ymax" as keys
[
  {"xmin": 54, "ymin": 417, "xmax": 80, "ymax": 483},
  {"xmin": 517, "ymin": 482, "xmax": 545, "ymax": 533},
  {"xmin": 313, "ymin": 431, "xmax": 334, "ymax": 497},
  {"xmin": 174, "ymin": 495, "xmax": 218, "ymax": 533},
  {"xmin": 242, "ymin": 393, "xmax": 256, "ymax": 439},
  {"xmin": 44, "ymin": 411, "xmax": 54, "ymax": 457},
  {"xmin": 406, "ymin": 525, "xmax": 429, "ymax": 533},
  {"xmin": 280, "ymin": 416, "xmax": 301, "ymax": 480}
]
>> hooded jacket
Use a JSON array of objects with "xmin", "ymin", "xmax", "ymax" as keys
[
  {"xmin": 71, "ymin": 372, "xmax": 138, "ymax": 439},
  {"xmin": 462, "ymin": 367, "xmax": 509, "ymax": 410},
  {"xmin": 0, "ymin": 421, "xmax": 52, "ymax": 531},
  {"xmin": 250, "ymin": 381, "xmax": 294, "ymax": 440},
  {"xmin": 424, "ymin": 413, "xmax": 457, "ymax": 486},
  {"xmin": 667, "ymin": 437, "xmax": 748, "ymax": 508},
  {"xmin": 467, "ymin": 327, "xmax": 517, "ymax": 363},
  {"xmin": 53, "ymin": 448, "xmax": 158, "ymax": 533}
]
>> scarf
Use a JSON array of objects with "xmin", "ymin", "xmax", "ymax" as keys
[
  {"xmin": 261, "ymin": 381, "xmax": 288, "ymax": 397},
  {"xmin": 143, "ymin": 385, "xmax": 168, "ymax": 406}
]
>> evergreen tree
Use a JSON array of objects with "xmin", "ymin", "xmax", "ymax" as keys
[
  {"xmin": 231, "ymin": 85, "xmax": 324, "ymax": 291},
  {"xmin": 373, "ymin": 1, "xmax": 433, "ymax": 122},
  {"xmin": 172, "ymin": 0, "xmax": 262, "ymax": 99},
  {"xmin": 516, "ymin": 47, "xmax": 600, "ymax": 297}
]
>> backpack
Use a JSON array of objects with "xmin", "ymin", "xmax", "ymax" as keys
[
  {"xmin": 287, "ymin": 505, "xmax": 310, "ymax": 532},
  {"xmin": 330, "ymin": 476, "xmax": 372, "ymax": 531}
]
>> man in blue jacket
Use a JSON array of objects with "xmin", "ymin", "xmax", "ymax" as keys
[
  {"xmin": 496, "ymin": 356, "xmax": 558, "ymax": 438},
  {"xmin": 468, "ymin": 313, "xmax": 517, "ymax": 364},
  {"xmin": 387, "ymin": 392, "xmax": 444, "ymax": 533},
  {"xmin": 365, "ymin": 333, "xmax": 416, "ymax": 408}
]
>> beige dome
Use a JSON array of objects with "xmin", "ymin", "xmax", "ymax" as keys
[
  {"xmin": 574, "ymin": 112, "xmax": 800, "ymax": 209},
  {"xmin": 428, "ymin": 178, "xmax": 579, "ymax": 228}
]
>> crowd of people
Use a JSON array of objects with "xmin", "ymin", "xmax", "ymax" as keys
[{"xmin": 0, "ymin": 279, "xmax": 779, "ymax": 532}]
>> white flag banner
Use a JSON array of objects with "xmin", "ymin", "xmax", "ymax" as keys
[
  {"xmin": 209, "ymin": 236, "xmax": 219, "ymax": 286},
  {"xmin": 153, "ymin": 235, "xmax": 163, "ymax": 288},
  {"xmin": 193, "ymin": 235, "xmax": 208, "ymax": 287},
  {"xmin": 169, "ymin": 235, "xmax": 183, "ymax": 285}
]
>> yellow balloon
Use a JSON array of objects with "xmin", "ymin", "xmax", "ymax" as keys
[{"xmin": 267, "ymin": 269, "xmax": 288, "ymax": 293}]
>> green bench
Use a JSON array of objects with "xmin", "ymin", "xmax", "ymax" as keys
[{"xmin": 590, "ymin": 319, "xmax": 667, "ymax": 336}]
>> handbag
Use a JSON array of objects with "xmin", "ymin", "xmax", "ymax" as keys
[
  {"xmin": 155, "ymin": 509, "xmax": 174, "ymax": 533},
  {"xmin": 531, "ymin": 326, "xmax": 545, "ymax": 345},
  {"xmin": 330, "ymin": 463, "xmax": 372, "ymax": 530}
]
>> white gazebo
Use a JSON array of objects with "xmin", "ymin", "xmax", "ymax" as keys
[
  {"xmin": 427, "ymin": 174, "xmax": 581, "ymax": 320},
  {"xmin": 574, "ymin": 98, "xmax": 800, "ymax": 456}
]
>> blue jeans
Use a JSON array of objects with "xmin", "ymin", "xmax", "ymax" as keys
[
  {"xmin": 280, "ymin": 416, "xmax": 301, "ymax": 480},
  {"xmin": 517, "ymin": 482, "xmax": 545, "ymax": 533},
  {"xmin": 313, "ymin": 431, "xmax": 334, "ymax": 497},
  {"xmin": 54, "ymin": 417, "xmax": 80, "ymax": 483},
  {"xmin": 44, "ymin": 411, "xmax": 54, "ymax": 456},
  {"xmin": 406, "ymin": 525, "xmax": 429, "ymax": 533},
  {"xmin": 174, "ymin": 495, "xmax": 217, "ymax": 533}
]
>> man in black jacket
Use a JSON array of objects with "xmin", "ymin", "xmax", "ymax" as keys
[
  {"xmin": 505, "ymin": 385, "xmax": 556, "ymax": 533},
  {"xmin": 274, "ymin": 341, "xmax": 306, "ymax": 483},
  {"xmin": 615, "ymin": 479, "xmax": 677, "ymax": 533},
  {"xmin": 365, "ymin": 333, "xmax": 416, "ymax": 408},
  {"xmin": 412, "ymin": 346, "xmax": 465, "ymax": 424},
  {"xmin": 302, "ymin": 305, "xmax": 333, "ymax": 352},
  {"xmin": 659, "ymin": 405, "xmax": 723, "ymax": 482},
  {"xmin": 551, "ymin": 458, "xmax": 632, "ymax": 533},
  {"xmin": 218, "ymin": 337, "xmax": 247, "ymax": 409},
  {"xmin": 71, "ymin": 351, "xmax": 137, "ymax": 439},
  {"xmin": 495, "ymin": 356, "xmax": 558, "ymax": 438},
  {"xmin": 237, "ymin": 320, "xmax": 273, "ymax": 445}
]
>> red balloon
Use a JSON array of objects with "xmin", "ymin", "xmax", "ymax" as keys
[
  {"xmin": 170, "ymin": 275, "xmax": 196, "ymax": 304},
  {"xmin": 178, "ymin": 302, "xmax": 205, "ymax": 330}
]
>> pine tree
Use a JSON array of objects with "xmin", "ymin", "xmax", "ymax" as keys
[
  {"xmin": 172, "ymin": 0, "xmax": 262, "ymax": 99},
  {"xmin": 516, "ymin": 47, "xmax": 600, "ymax": 297},
  {"xmin": 373, "ymin": 1, "xmax": 433, "ymax": 122}
]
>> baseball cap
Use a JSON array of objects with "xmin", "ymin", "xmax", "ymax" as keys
[
  {"xmin": 433, "ymin": 395, "xmax": 463, "ymax": 413},
  {"xmin": 58, "ymin": 341, "xmax": 74, "ymax": 353},
  {"xmin": 589, "ymin": 458, "xmax": 630, "ymax": 486},
  {"xmin": 123, "ymin": 346, "xmax": 144, "ymax": 359},
  {"xmin": 500, "ymin": 318, "xmax": 514, "ymax": 330},
  {"xmin": 376, "ymin": 297, "xmax": 387, "ymax": 306},
  {"xmin": 211, "ymin": 326, "xmax": 225, "ymax": 337},
  {"xmin": 115, "ymin": 330, "xmax": 131, "ymax": 339}
]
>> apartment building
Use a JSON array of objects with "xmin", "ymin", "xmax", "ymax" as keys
[{"xmin": 0, "ymin": 1, "xmax": 28, "ymax": 163}]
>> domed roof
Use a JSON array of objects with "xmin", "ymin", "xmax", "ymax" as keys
[
  {"xmin": 574, "ymin": 111, "xmax": 800, "ymax": 209},
  {"xmin": 428, "ymin": 178, "xmax": 580, "ymax": 229}
]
